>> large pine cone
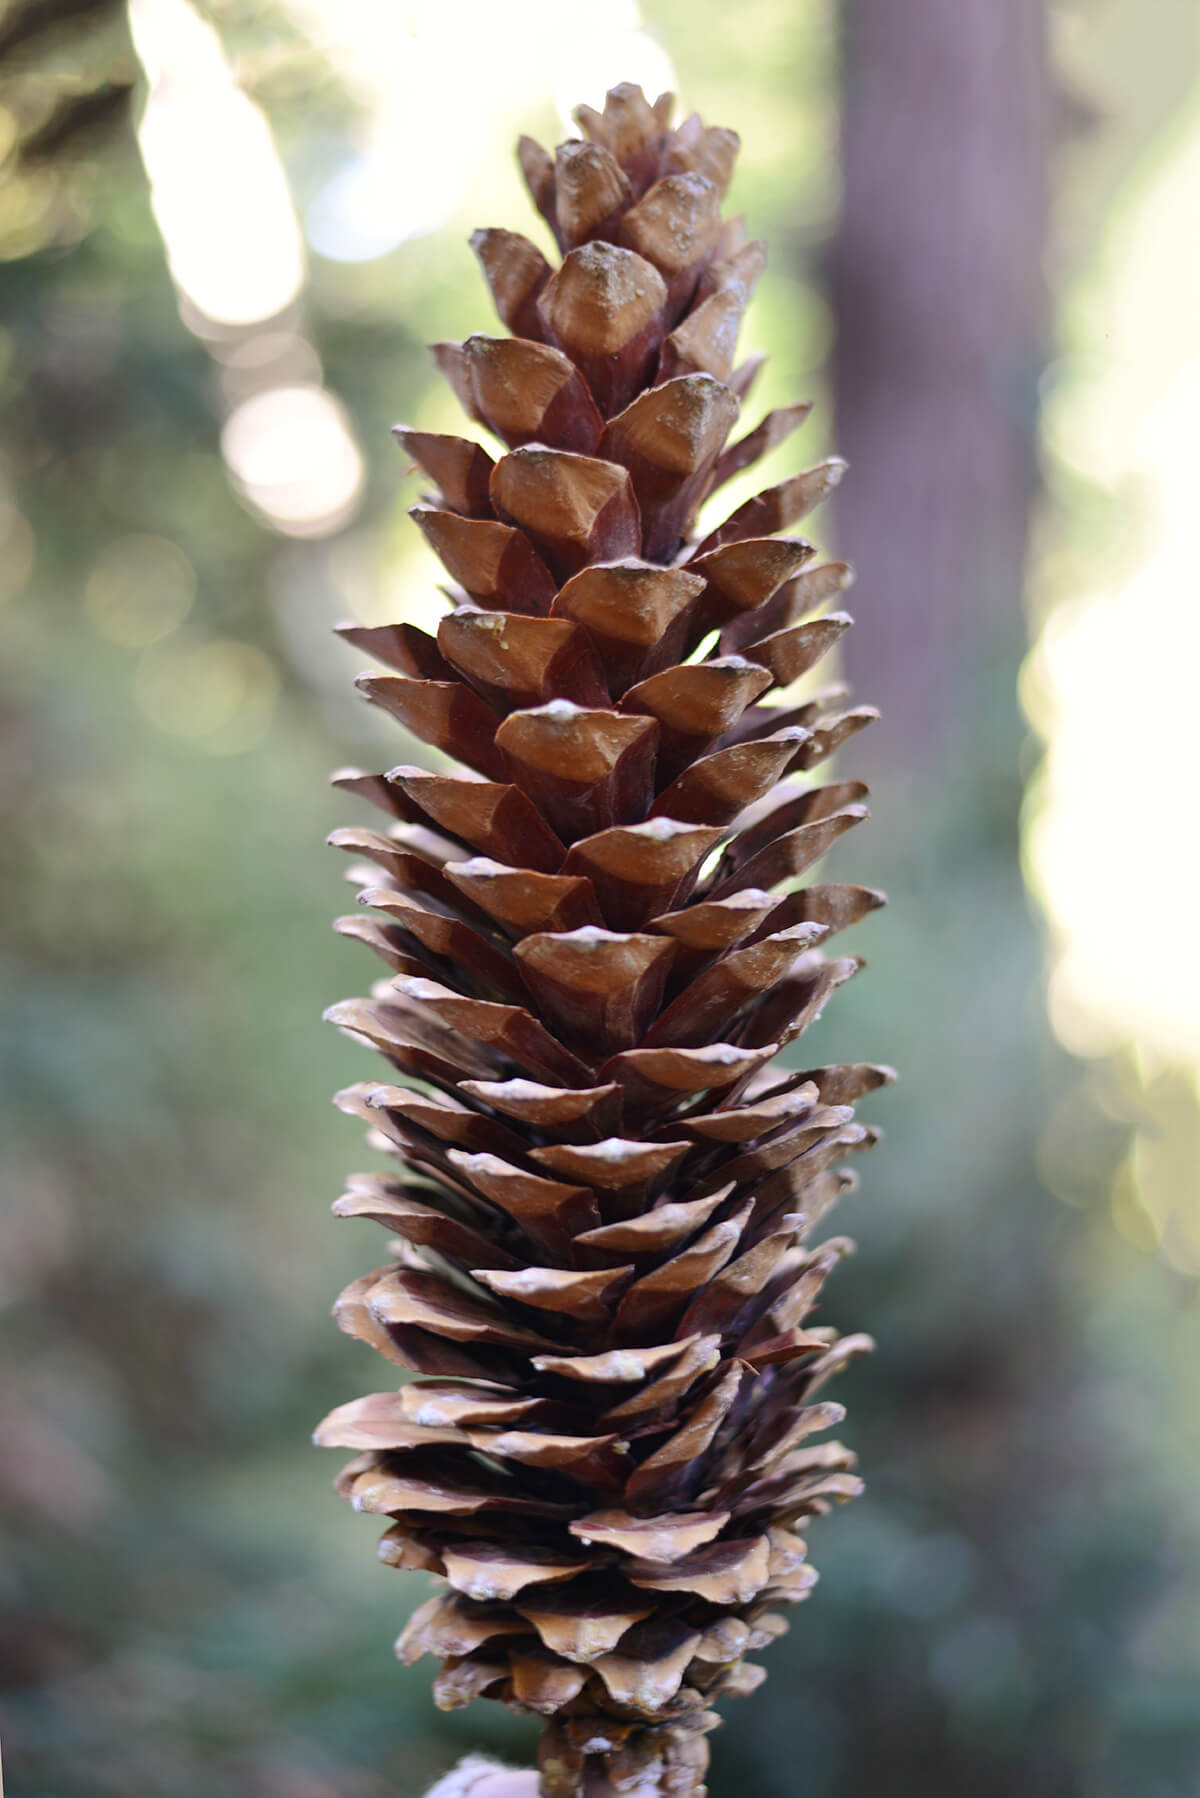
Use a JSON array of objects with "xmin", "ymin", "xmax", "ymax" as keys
[{"xmin": 317, "ymin": 83, "xmax": 890, "ymax": 1798}]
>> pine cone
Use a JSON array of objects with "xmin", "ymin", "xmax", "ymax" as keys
[{"xmin": 317, "ymin": 83, "xmax": 890, "ymax": 1798}]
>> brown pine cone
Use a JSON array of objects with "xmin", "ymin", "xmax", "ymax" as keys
[{"xmin": 317, "ymin": 82, "xmax": 891, "ymax": 1798}]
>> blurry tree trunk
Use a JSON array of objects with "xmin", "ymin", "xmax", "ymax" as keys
[{"xmin": 832, "ymin": 0, "xmax": 1052, "ymax": 764}]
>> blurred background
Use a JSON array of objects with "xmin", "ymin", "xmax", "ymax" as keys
[{"xmin": 2, "ymin": 0, "xmax": 1198, "ymax": 1792}]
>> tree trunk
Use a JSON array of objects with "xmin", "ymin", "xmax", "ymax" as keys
[{"xmin": 832, "ymin": 0, "xmax": 1051, "ymax": 765}]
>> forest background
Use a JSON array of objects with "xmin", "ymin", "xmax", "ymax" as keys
[{"xmin": 2, "ymin": 1, "xmax": 1199, "ymax": 1793}]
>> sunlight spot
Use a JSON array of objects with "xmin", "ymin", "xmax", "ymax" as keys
[
  {"xmin": 221, "ymin": 386, "xmax": 365, "ymax": 537},
  {"xmin": 288, "ymin": 0, "xmax": 673, "ymax": 263},
  {"xmin": 552, "ymin": 28, "xmax": 676, "ymax": 132},
  {"xmin": 129, "ymin": 0, "xmax": 305, "ymax": 324}
]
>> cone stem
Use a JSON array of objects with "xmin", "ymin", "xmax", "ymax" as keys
[{"xmin": 537, "ymin": 1722, "xmax": 708, "ymax": 1798}]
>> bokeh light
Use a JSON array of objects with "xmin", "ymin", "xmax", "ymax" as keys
[
  {"xmin": 221, "ymin": 385, "xmax": 366, "ymax": 537},
  {"xmin": 84, "ymin": 535, "xmax": 197, "ymax": 647},
  {"xmin": 134, "ymin": 636, "xmax": 280, "ymax": 752},
  {"xmin": 1025, "ymin": 87, "xmax": 1200, "ymax": 1273},
  {"xmin": 129, "ymin": 0, "xmax": 306, "ymax": 326},
  {"xmin": 292, "ymin": 0, "xmax": 673, "ymax": 262}
]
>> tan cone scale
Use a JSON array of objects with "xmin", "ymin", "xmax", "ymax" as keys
[{"xmin": 318, "ymin": 84, "xmax": 892, "ymax": 1798}]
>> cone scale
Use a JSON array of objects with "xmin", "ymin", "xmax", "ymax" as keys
[{"xmin": 318, "ymin": 84, "xmax": 890, "ymax": 1798}]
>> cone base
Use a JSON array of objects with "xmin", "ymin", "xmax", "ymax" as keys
[{"xmin": 538, "ymin": 1716, "xmax": 710, "ymax": 1797}]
